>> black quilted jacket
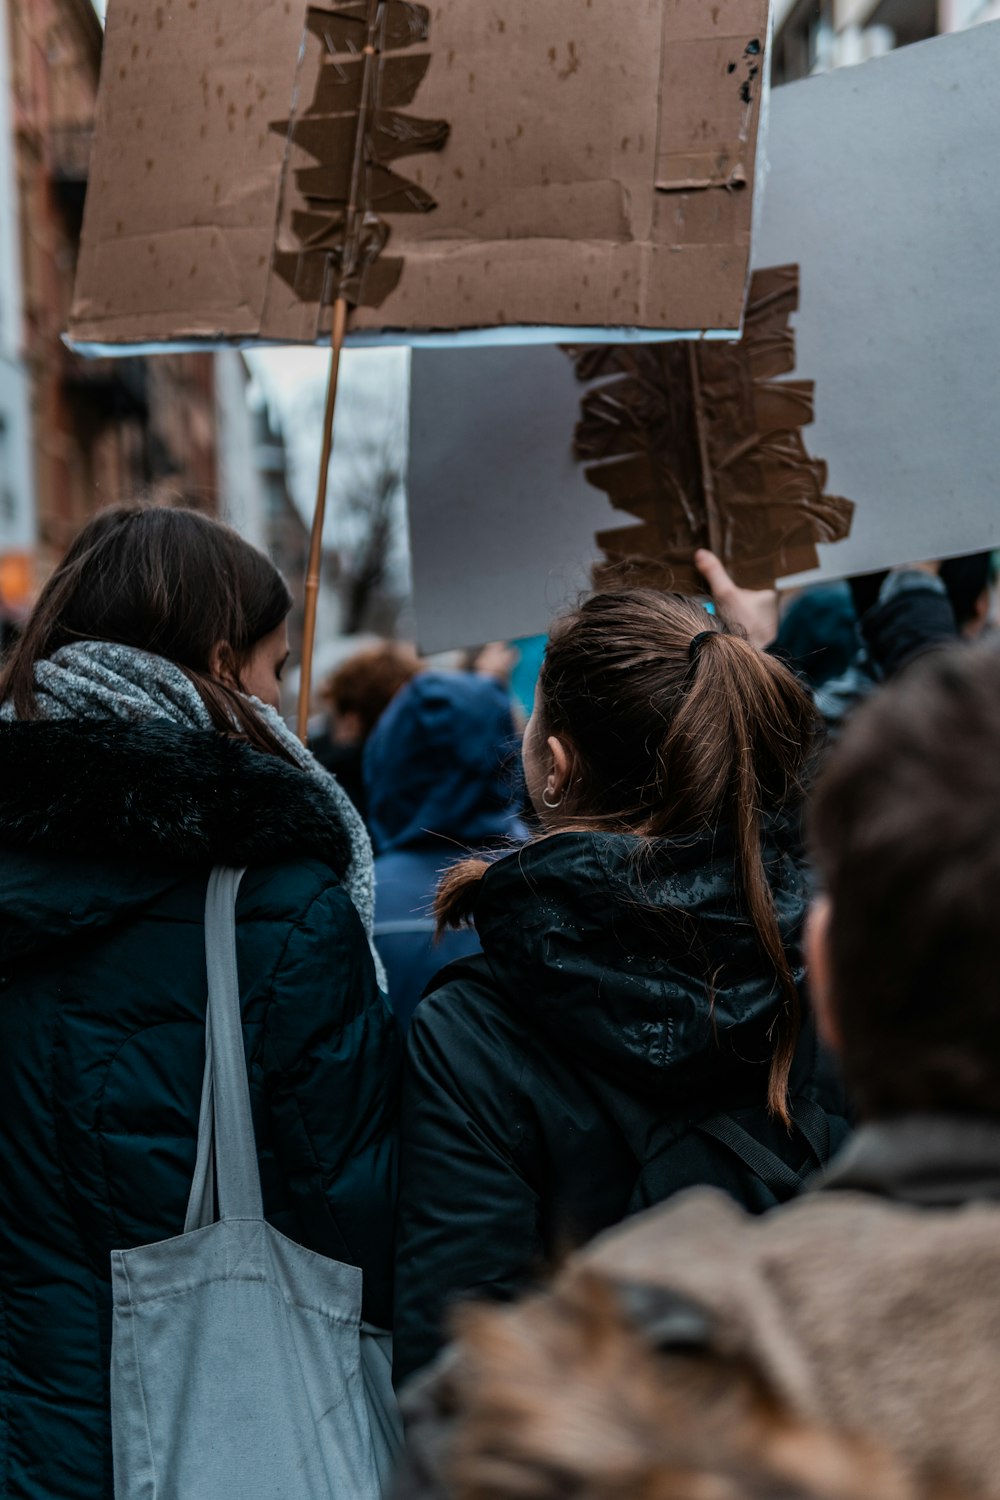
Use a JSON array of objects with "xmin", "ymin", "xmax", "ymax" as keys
[
  {"xmin": 394, "ymin": 826, "xmax": 848, "ymax": 1385},
  {"xmin": 0, "ymin": 719, "xmax": 400, "ymax": 1500}
]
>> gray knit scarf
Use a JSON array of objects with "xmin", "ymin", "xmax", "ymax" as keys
[{"xmin": 1, "ymin": 640, "xmax": 384, "ymax": 984}]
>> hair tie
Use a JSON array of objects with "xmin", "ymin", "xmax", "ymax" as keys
[{"xmin": 688, "ymin": 630, "xmax": 715, "ymax": 664}]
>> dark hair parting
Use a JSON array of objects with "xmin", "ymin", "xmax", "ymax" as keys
[{"xmin": 0, "ymin": 503, "xmax": 295, "ymax": 764}]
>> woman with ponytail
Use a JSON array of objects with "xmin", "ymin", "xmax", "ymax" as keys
[
  {"xmin": 0, "ymin": 505, "xmax": 398, "ymax": 1500},
  {"xmin": 393, "ymin": 588, "xmax": 847, "ymax": 1386}
]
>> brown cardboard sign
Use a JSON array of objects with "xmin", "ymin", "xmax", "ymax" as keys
[
  {"xmin": 567, "ymin": 266, "xmax": 855, "ymax": 593},
  {"xmin": 69, "ymin": 0, "xmax": 770, "ymax": 348}
]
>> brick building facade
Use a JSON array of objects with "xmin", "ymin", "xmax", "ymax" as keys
[{"xmin": 6, "ymin": 0, "xmax": 220, "ymax": 578}]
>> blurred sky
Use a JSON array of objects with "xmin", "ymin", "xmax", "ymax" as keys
[
  {"xmin": 246, "ymin": 347, "xmax": 414, "ymax": 621},
  {"xmin": 246, "ymin": 346, "xmax": 410, "ymax": 542}
]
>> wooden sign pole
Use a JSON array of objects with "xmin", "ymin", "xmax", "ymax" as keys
[
  {"xmin": 295, "ymin": 0, "xmax": 383, "ymax": 743},
  {"xmin": 296, "ymin": 293, "xmax": 349, "ymax": 743}
]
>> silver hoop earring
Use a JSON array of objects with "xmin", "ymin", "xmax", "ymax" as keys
[{"xmin": 542, "ymin": 788, "xmax": 563, "ymax": 811}]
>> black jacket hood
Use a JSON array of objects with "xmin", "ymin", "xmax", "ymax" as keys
[
  {"xmin": 470, "ymin": 826, "xmax": 808, "ymax": 1106},
  {"xmin": 0, "ymin": 719, "xmax": 353, "ymax": 957}
]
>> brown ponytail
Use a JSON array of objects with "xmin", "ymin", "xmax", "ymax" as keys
[
  {"xmin": 435, "ymin": 857, "xmax": 491, "ymax": 936},
  {"xmin": 439, "ymin": 589, "xmax": 818, "ymax": 1123},
  {"xmin": 666, "ymin": 627, "xmax": 816, "ymax": 1120}
]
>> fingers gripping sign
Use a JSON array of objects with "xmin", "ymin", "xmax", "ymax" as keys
[{"xmin": 694, "ymin": 550, "xmax": 780, "ymax": 653}]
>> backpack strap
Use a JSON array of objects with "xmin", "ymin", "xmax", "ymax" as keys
[
  {"xmin": 696, "ymin": 1115, "xmax": 805, "ymax": 1199},
  {"xmin": 696, "ymin": 1096, "xmax": 830, "ymax": 1203},
  {"xmin": 788, "ymin": 1095, "xmax": 830, "ymax": 1164}
]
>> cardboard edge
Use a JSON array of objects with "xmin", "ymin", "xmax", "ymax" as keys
[{"xmin": 65, "ymin": 325, "xmax": 745, "ymax": 358}]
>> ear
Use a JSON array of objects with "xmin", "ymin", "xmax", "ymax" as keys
[
  {"xmin": 964, "ymin": 587, "xmax": 993, "ymax": 640},
  {"xmin": 546, "ymin": 735, "xmax": 573, "ymax": 801},
  {"xmin": 209, "ymin": 640, "xmax": 236, "ymax": 687},
  {"xmin": 806, "ymin": 896, "xmax": 842, "ymax": 1055}
]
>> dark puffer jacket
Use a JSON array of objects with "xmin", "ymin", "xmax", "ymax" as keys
[
  {"xmin": 394, "ymin": 827, "xmax": 848, "ymax": 1385},
  {"xmin": 0, "ymin": 719, "xmax": 400, "ymax": 1500}
]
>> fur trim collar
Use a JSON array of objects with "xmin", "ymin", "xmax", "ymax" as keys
[{"xmin": 0, "ymin": 720, "xmax": 352, "ymax": 876}]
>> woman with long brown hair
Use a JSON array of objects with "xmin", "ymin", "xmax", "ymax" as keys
[
  {"xmin": 0, "ymin": 505, "xmax": 399, "ymax": 1500},
  {"xmin": 393, "ymin": 587, "xmax": 847, "ymax": 1385}
]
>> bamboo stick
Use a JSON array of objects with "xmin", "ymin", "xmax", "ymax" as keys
[
  {"xmin": 296, "ymin": 294, "xmax": 349, "ymax": 743},
  {"xmin": 295, "ymin": 0, "xmax": 383, "ymax": 742},
  {"xmin": 687, "ymin": 341, "xmax": 724, "ymax": 561}
]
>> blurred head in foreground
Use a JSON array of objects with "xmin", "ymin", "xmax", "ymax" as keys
[
  {"xmin": 807, "ymin": 642, "xmax": 1000, "ymax": 1119},
  {"xmin": 404, "ymin": 1271, "xmax": 945, "ymax": 1500}
]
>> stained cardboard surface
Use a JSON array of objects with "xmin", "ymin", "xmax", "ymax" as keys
[
  {"xmin": 69, "ymin": 0, "xmax": 770, "ymax": 348},
  {"xmin": 760, "ymin": 23, "xmax": 1000, "ymax": 586},
  {"xmin": 408, "ymin": 24, "xmax": 1000, "ymax": 650}
]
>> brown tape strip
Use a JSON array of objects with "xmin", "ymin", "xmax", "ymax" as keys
[
  {"xmin": 307, "ymin": 2, "xmax": 430, "ymax": 55},
  {"xmin": 270, "ymin": 0, "xmax": 449, "ymax": 315},
  {"xmin": 308, "ymin": 53, "xmax": 431, "ymax": 114},
  {"xmin": 566, "ymin": 264, "xmax": 855, "ymax": 594}
]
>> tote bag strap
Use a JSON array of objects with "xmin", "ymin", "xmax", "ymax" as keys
[{"xmin": 185, "ymin": 866, "xmax": 262, "ymax": 1231}]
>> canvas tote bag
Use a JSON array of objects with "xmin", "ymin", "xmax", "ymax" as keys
[{"xmin": 110, "ymin": 866, "xmax": 402, "ymax": 1500}]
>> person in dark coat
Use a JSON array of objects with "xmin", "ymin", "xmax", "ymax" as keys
[
  {"xmin": 398, "ymin": 641, "xmax": 1000, "ymax": 1500},
  {"xmin": 365, "ymin": 671, "xmax": 528, "ymax": 1030},
  {"xmin": 773, "ymin": 581, "xmax": 859, "ymax": 689},
  {"xmin": 309, "ymin": 640, "xmax": 422, "ymax": 825},
  {"xmin": 0, "ymin": 505, "xmax": 399, "ymax": 1500},
  {"xmin": 393, "ymin": 588, "xmax": 848, "ymax": 1385},
  {"xmin": 698, "ymin": 546, "xmax": 996, "ymax": 740}
]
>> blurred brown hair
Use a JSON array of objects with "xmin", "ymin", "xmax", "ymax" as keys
[
  {"xmin": 438, "ymin": 588, "xmax": 818, "ymax": 1122},
  {"xmin": 320, "ymin": 641, "xmax": 421, "ymax": 740},
  {"xmin": 0, "ymin": 504, "xmax": 295, "ymax": 762},
  {"xmin": 809, "ymin": 643, "xmax": 1000, "ymax": 1119},
  {"xmin": 444, "ymin": 1269, "xmax": 949, "ymax": 1500}
]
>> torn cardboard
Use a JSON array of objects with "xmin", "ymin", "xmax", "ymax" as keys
[
  {"xmin": 69, "ymin": 0, "xmax": 770, "ymax": 348},
  {"xmin": 567, "ymin": 265, "xmax": 854, "ymax": 594},
  {"xmin": 406, "ymin": 267, "xmax": 852, "ymax": 652}
]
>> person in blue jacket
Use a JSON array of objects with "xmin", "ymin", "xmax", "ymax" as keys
[
  {"xmin": 0, "ymin": 504, "xmax": 399, "ymax": 1500},
  {"xmin": 365, "ymin": 670, "xmax": 528, "ymax": 1030}
]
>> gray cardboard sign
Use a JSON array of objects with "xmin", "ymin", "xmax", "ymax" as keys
[
  {"xmin": 408, "ymin": 344, "xmax": 618, "ymax": 651},
  {"xmin": 408, "ymin": 23, "xmax": 1000, "ymax": 650}
]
